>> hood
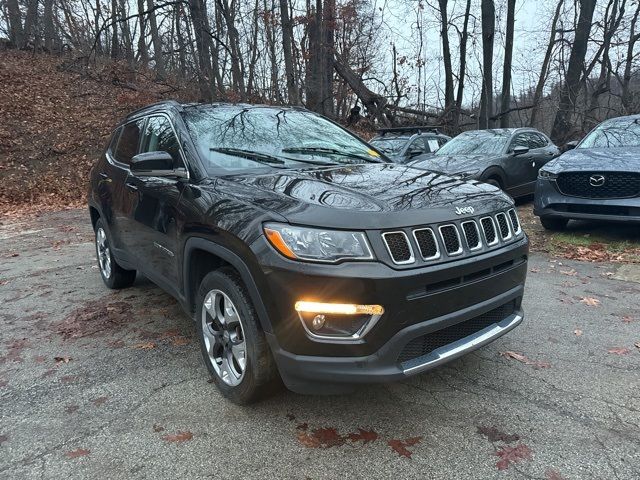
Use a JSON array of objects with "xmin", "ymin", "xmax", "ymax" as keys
[
  {"xmin": 212, "ymin": 163, "xmax": 513, "ymax": 229},
  {"xmin": 409, "ymin": 154, "xmax": 495, "ymax": 175},
  {"xmin": 543, "ymin": 147, "xmax": 640, "ymax": 174}
]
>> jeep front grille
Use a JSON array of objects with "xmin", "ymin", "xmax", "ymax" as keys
[
  {"xmin": 413, "ymin": 228, "xmax": 439, "ymax": 260},
  {"xmin": 380, "ymin": 209, "xmax": 523, "ymax": 266},
  {"xmin": 439, "ymin": 225, "xmax": 463, "ymax": 256},
  {"xmin": 382, "ymin": 231, "xmax": 414, "ymax": 264}
]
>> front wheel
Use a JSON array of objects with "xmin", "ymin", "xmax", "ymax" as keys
[
  {"xmin": 94, "ymin": 219, "xmax": 136, "ymax": 289},
  {"xmin": 196, "ymin": 269, "xmax": 279, "ymax": 404},
  {"xmin": 540, "ymin": 216, "xmax": 569, "ymax": 231}
]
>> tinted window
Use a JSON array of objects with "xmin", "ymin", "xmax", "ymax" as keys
[
  {"xmin": 141, "ymin": 115, "xmax": 183, "ymax": 167},
  {"xmin": 579, "ymin": 118, "xmax": 640, "ymax": 148},
  {"xmin": 532, "ymin": 133, "xmax": 548, "ymax": 148},
  {"xmin": 511, "ymin": 134, "xmax": 529, "ymax": 150},
  {"xmin": 437, "ymin": 131, "xmax": 509, "ymax": 156},
  {"xmin": 108, "ymin": 127, "xmax": 122, "ymax": 153},
  {"xmin": 407, "ymin": 138, "xmax": 426, "ymax": 154},
  {"xmin": 114, "ymin": 120, "xmax": 144, "ymax": 165}
]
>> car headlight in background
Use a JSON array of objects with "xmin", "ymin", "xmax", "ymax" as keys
[
  {"xmin": 264, "ymin": 223, "xmax": 374, "ymax": 263},
  {"xmin": 538, "ymin": 169, "xmax": 558, "ymax": 180}
]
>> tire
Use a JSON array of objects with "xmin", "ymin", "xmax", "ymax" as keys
[
  {"xmin": 94, "ymin": 219, "xmax": 136, "ymax": 289},
  {"xmin": 540, "ymin": 216, "xmax": 569, "ymax": 231},
  {"xmin": 196, "ymin": 268, "xmax": 279, "ymax": 405},
  {"xmin": 485, "ymin": 177, "xmax": 503, "ymax": 189}
]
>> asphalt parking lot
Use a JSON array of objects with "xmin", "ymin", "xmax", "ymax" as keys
[{"xmin": 1, "ymin": 209, "xmax": 639, "ymax": 479}]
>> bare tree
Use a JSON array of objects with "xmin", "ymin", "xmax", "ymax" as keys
[
  {"xmin": 479, "ymin": 0, "xmax": 495, "ymax": 129},
  {"xmin": 499, "ymin": 0, "xmax": 516, "ymax": 127},
  {"xmin": 438, "ymin": 0, "xmax": 454, "ymax": 113}
]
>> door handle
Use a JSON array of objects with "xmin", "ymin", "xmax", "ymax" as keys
[
  {"xmin": 99, "ymin": 172, "xmax": 109, "ymax": 179},
  {"xmin": 125, "ymin": 182, "xmax": 138, "ymax": 191}
]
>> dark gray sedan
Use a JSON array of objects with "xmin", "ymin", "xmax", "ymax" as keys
[
  {"xmin": 409, "ymin": 128, "xmax": 560, "ymax": 198},
  {"xmin": 534, "ymin": 115, "xmax": 640, "ymax": 230}
]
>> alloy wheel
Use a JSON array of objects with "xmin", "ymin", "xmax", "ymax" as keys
[{"xmin": 96, "ymin": 227, "xmax": 112, "ymax": 279}]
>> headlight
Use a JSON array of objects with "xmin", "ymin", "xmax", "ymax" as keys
[
  {"xmin": 538, "ymin": 169, "xmax": 558, "ymax": 180},
  {"xmin": 456, "ymin": 169, "xmax": 481, "ymax": 179},
  {"xmin": 264, "ymin": 223, "xmax": 374, "ymax": 263}
]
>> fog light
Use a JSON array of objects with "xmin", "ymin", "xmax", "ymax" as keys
[
  {"xmin": 294, "ymin": 301, "xmax": 384, "ymax": 316},
  {"xmin": 311, "ymin": 314, "xmax": 326, "ymax": 330}
]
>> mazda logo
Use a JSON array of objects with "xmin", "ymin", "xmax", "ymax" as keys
[{"xmin": 589, "ymin": 175, "xmax": 606, "ymax": 187}]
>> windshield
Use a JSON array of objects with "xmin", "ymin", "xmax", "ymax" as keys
[
  {"xmin": 182, "ymin": 106, "xmax": 385, "ymax": 171},
  {"xmin": 369, "ymin": 137, "xmax": 408, "ymax": 154},
  {"xmin": 435, "ymin": 132, "xmax": 509, "ymax": 156},
  {"xmin": 578, "ymin": 118, "xmax": 640, "ymax": 148}
]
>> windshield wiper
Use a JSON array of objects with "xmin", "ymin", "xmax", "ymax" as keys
[
  {"xmin": 211, "ymin": 148, "xmax": 285, "ymax": 165},
  {"xmin": 282, "ymin": 147, "xmax": 383, "ymax": 163}
]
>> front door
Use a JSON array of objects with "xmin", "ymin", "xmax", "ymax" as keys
[{"xmin": 125, "ymin": 114, "xmax": 187, "ymax": 289}]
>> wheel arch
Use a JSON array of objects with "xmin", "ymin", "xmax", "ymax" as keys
[
  {"xmin": 183, "ymin": 237, "xmax": 273, "ymax": 333},
  {"xmin": 480, "ymin": 166, "xmax": 507, "ymax": 188}
]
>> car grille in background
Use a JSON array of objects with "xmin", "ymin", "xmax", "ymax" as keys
[
  {"xmin": 556, "ymin": 172, "xmax": 640, "ymax": 199},
  {"xmin": 480, "ymin": 217, "xmax": 497, "ymax": 245},
  {"xmin": 398, "ymin": 300, "xmax": 517, "ymax": 364},
  {"xmin": 413, "ymin": 228, "xmax": 439, "ymax": 259},
  {"xmin": 439, "ymin": 225, "xmax": 462, "ymax": 255},
  {"xmin": 508, "ymin": 209, "xmax": 521, "ymax": 234},
  {"xmin": 461, "ymin": 221, "xmax": 481, "ymax": 250},
  {"xmin": 382, "ymin": 232, "xmax": 413, "ymax": 264},
  {"xmin": 495, "ymin": 213, "xmax": 511, "ymax": 240}
]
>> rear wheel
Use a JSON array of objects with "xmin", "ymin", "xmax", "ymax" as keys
[
  {"xmin": 540, "ymin": 216, "xmax": 568, "ymax": 231},
  {"xmin": 196, "ymin": 269, "xmax": 279, "ymax": 404},
  {"xmin": 94, "ymin": 219, "xmax": 136, "ymax": 289},
  {"xmin": 485, "ymin": 176, "xmax": 503, "ymax": 190}
]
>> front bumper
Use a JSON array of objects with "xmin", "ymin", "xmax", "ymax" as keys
[
  {"xmin": 534, "ymin": 178, "xmax": 640, "ymax": 222},
  {"xmin": 250, "ymin": 234, "xmax": 528, "ymax": 393}
]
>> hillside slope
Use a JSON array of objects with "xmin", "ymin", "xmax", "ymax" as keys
[{"xmin": 0, "ymin": 51, "xmax": 193, "ymax": 215}]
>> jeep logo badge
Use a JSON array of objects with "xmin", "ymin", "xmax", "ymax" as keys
[
  {"xmin": 455, "ymin": 206, "xmax": 475, "ymax": 215},
  {"xmin": 589, "ymin": 174, "xmax": 605, "ymax": 187}
]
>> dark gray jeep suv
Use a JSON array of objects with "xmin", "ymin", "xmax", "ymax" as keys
[
  {"xmin": 88, "ymin": 101, "xmax": 528, "ymax": 404},
  {"xmin": 534, "ymin": 115, "xmax": 640, "ymax": 229}
]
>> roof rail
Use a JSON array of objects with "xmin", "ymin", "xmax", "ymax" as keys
[
  {"xmin": 377, "ymin": 125, "xmax": 442, "ymax": 136},
  {"xmin": 125, "ymin": 100, "xmax": 182, "ymax": 119}
]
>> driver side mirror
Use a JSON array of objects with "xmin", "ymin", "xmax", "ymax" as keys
[
  {"xmin": 131, "ymin": 151, "xmax": 187, "ymax": 178},
  {"xmin": 564, "ymin": 140, "xmax": 578, "ymax": 152},
  {"xmin": 512, "ymin": 145, "xmax": 529, "ymax": 156}
]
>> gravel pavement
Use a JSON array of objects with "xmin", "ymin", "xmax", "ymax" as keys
[{"xmin": 1, "ymin": 209, "xmax": 639, "ymax": 479}]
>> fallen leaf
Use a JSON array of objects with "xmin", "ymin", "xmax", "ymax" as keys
[
  {"xmin": 495, "ymin": 444, "xmax": 532, "ymax": 470},
  {"xmin": 297, "ymin": 427, "xmax": 345, "ymax": 448},
  {"xmin": 476, "ymin": 426, "xmax": 520, "ymax": 443},
  {"xmin": 65, "ymin": 448, "xmax": 90, "ymax": 459},
  {"xmin": 635, "ymin": 342, "xmax": 640, "ymax": 350},
  {"xmin": 580, "ymin": 297, "xmax": 600, "ymax": 307},
  {"xmin": 132, "ymin": 342, "xmax": 156, "ymax": 350},
  {"xmin": 608, "ymin": 347, "xmax": 630, "ymax": 355},
  {"xmin": 92, "ymin": 396, "xmax": 108, "ymax": 406},
  {"xmin": 65, "ymin": 405, "xmax": 79, "ymax": 414},
  {"xmin": 172, "ymin": 337, "xmax": 190, "ymax": 346},
  {"xmin": 574, "ymin": 329, "xmax": 583, "ymax": 336},
  {"xmin": 153, "ymin": 424, "xmax": 165, "ymax": 432},
  {"xmin": 500, "ymin": 351, "xmax": 551, "ymax": 368},
  {"xmin": 161, "ymin": 431, "xmax": 193, "ymax": 442},
  {"xmin": 286, "ymin": 413, "xmax": 295, "ymax": 421},
  {"xmin": 387, "ymin": 437, "xmax": 422, "ymax": 458},
  {"xmin": 622, "ymin": 315, "xmax": 634, "ymax": 324},
  {"xmin": 347, "ymin": 428, "xmax": 379, "ymax": 444},
  {"xmin": 560, "ymin": 269, "xmax": 577, "ymax": 276},
  {"xmin": 0, "ymin": 434, "xmax": 8, "ymax": 446},
  {"xmin": 530, "ymin": 268, "xmax": 540, "ymax": 273},
  {"xmin": 54, "ymin": 356, "xmax": 72, "ymax": 364},
  {"xmin": 545, "ymin": 469, "xmax": 565, "ymax": 480}
]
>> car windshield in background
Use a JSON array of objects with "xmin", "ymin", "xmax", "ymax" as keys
[
  {"xmin": 182, "ymin": 106, "xmax": 384, "ymax": 171},
  {"xmin": 369, "ymin": 137, "xmax": 407, "ymax": 154},
  {"xmin": 435, "ymin": 132, "xmax": 508, "ymax": 156},
  {"xmin": 578, "ymin": 118, "xmax": 640, "ymax": 148}
]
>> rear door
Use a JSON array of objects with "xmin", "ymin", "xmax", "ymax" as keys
[
  {"xmin": 125, "ymin": 114, "xmax": 187, "ymax": 288},
  {"xmin": 504, "ymin": 133, "xmax": 534, "ymax": 189}
]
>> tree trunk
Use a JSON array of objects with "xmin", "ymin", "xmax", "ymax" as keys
[
  {"xmin": 119, "ymin": 0, "xmax": 134, "ymax": 63},
  {"xmin": 438, "ymin": 0, "xmax": 454, "ymax": 111},
  {"xmin": 188, "ymin": 0, "xmax": 214, "ymax": 101},
  {"xmin": 453, "ymin": 0, "xmax": 471, "ymax": 130},
  {"xmin": 620, "ymin": 1, "xmax": 640, "ymax": 112},
  {"xmin": 43, "ymin": 0, "xmax": 56, "ymax": 52},
  {"xmin": 6, "ymin": 0, "xmax": 24, "ymax": 48},
  {"xmin": 530, "ymin": 0, "xmax": 563, "ymax": 127},
  {"xmin": 306, "ymin": 0, "xmax": 322, "ymax": 112},
  {"xmin": 479, "ymin": 0, "xmax": 495, "ymax": 129},
  {"xmin": 110, "ymin": 0, "xmax": 119, "ymax": 59},
  {"xmin": 218, "ymin": 0, "xmax": 246, "ymax": 98},
  {"xmin": 279, "ymin": 0, "xmax": 299, "ymax": 103},
  {"xmin": 174, "ymin": 3, "xmax": 186, "ymax": 77},
  {"xmin": 322, "ymin": 0, "xmax": 335, "ymax": 116},
  {"xmin": 147, "ymin": 0, "xmax": 165, "ymax": 78},
  {"xmin": 550, "ymin": 0, "xmax": 597, "ymax": 143},
  {"xmin": 499, "ymin": 0, "xmax": 516, "ymax": 128},
  {"xmin": 137, "ymin": 0, "xmax": 149, "ymax": 66}
]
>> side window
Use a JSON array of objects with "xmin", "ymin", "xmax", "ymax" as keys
[
  {"xmin": 509, "ymin": 134, "xmax": 528, "ymax": 152},
  {"xmin": 141, "ymin": 115, "xmax": 183, "ymax": 167},
  {"xmin": 532, "ymin": 133, "xmax": 548, "ymax": 149},
  {"xmin": 425, "ymin": 137, "xmax": 441, "ymax": 153},
  {"xmin": 107, "ymin": 127, "xmax": 122, "ymax": 154},
  {"xmin": 407, "ymin": 138, "xmax": 426, "ymax": 155},
  {"xmin": 114, "ymin": 120, "xmax": 144, "ymax": 165}
]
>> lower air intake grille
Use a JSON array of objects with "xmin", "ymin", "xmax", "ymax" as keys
[
  {"xmin": 481, "ymin": 217, "xmax": 497, "ymax": 244},
  {"xmin": 383, "ymin": 232, "xmax": 413, "ymax": 264},
  {"xmin": 414, "ymin": 229, "xmax": 439, "ymax": 259},
  {"xmin": 398, "ymin": 300, "xmax": 517, "ymax": 364},
  {"xmin": 496, "ymin": 213, "xmax": 511, "ymax": 239},
  {"xmin": 439, "ymin": 225, "xmax": 461, "ymax": 255}
]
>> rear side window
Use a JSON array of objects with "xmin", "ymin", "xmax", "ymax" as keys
[
  {"xmin": 532, "ymin": 133, "xmax": 548, "ymax": 148},
  {"xmin": 114, "ymin": 120, "xmax": 144, "ymax": 165},
  {"xmin": 141, "ymin": 115, "xmax": 183, "ymax": 167},
  {"xmin": 108, "ymin": 127, "xmax": 122, "ymax": 153}
]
